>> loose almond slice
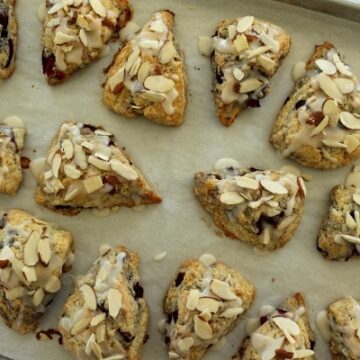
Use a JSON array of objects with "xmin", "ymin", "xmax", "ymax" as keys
[
  {"xmin": 339, "ymin": 111, "xmax": 360, "ymax": 130},
  {"xmin": 80, "ymin": 284, "xmax": 97, "ymax": 310},
  {"xmin": 186, "ymin": 289, "xmax": 200, "ymax": 311},
  {"xmin": 108, "ymin": 67, "xmax": 125, "ymax": 92},
  {"xmin": 247, "ymin": 46, "xmax": 271, "ymax": 59},
  {"xmin": 83, "ymin": 176, "xmax": 104, "ymax": 194},
  {"xmin": 159, "ymin": 41, "xmax": 177, "ymax": 64},
  {"xmin": 292, "ymin": 62, "xmax": 306, "ymax": 82},
  {"xmin": 334, "ymin": 78, "xmax": 355, "ymax": 94},
  {"xmin": 317, "ymin": 73, "xmax": 344, "ymax": 104},
  {"xmin": 140, "ymin": 90, "xmax": 166, "ymax": 103},
  {"xmin": 62, "ymin": 139, "xmax": 74, "ymax": 160},
  {"xmin": 198, "ymin": 36, "xmax": 214, "ymax": 57},
  {"xmin": 33, "ymin": 288, "xmax": 45, "ymax": 307},
  {"xmin": 315, "ymin": 59, "xmax": 337, "ymax": 75},
  {"xmin": 258, "ymin": 55, "xmax": 276, "ymax": 72},
  {"xmin": 239, "ymin": 78, "xmax": 263, "ymax": 93},
  {"xmin": 23, "ymin": 266, "xmax": 37, "ymax": 282},
  {"xmin": 228, "ymin": 25, "xmax": 236, "ymax": 40},
  {"xmin": 45, "ymin": 276, "xmax": 61, "ymax": 293},
  {"xmin": 220, "ymin": 191, "xmax": 245, "ymax": 205},
  {"xmin": 333, "ymin": 53, "xmax": 353, "ymax": 77},
  {"xmin": 89, "ymin": 0, "xmax": 106, "ymax": 17},
  {"xmin": 110, "ymin": 159, "xmax": 138, "ymax": 181},
  {"xmin": 52, "ymin": 153, "xmax": 62, "ymax": 178},
  {"xmin": 196, "ymin": 297, "xmax": 221, "ymax": 313},
  {"xmin": 310, "ymin": 116, "xmax": 329, "ymax": 137},
  {"xmin": 144, "ymin": 75, "xmax": 175, "ymax": 93},
  {"xmin": 177, "ymin": 337, "xmax": 194, "ymax": 352},
  {"xmin": 71, "ymin": 317, "xmax": 91, "ymax": 335},
  {"xmin": 194, "ymin": 315, "xmax": 213, "ymax": 340},
  {"xmin": 137, "ymin": 62, "xmax": 152, "ymax": 84},
  {"xmin": 344, "ymin": 135, "xmax": 360, "ymax": 153},
  {"xmin": 108, "ymin": 288, "xmax": 122, "ymax": 319},
  {"xmin": 38, "ymin": 238, "xmax": 52, "ymax": 266},
  {"xmin": 233, "ymin": 68, "xmax": 244, "ymax": 81},
  {"xmin": 88, "ymin": 156, "xmax": 111, "ymax": 171},
  {"xmin": 90, "ymin": 313, "xmax": 106, "ymax": 326},
  {"xmin": 64, "ymin": 164, "xmax": 82, "ymax": 179},
  {"xmin": 235, "ymin": 176, "xmax": 259, "ymax": 190},
  {"xmin": 236, "ymin": 16, "xmax": 254, "ymax": 33},
  {"xmin": 322, "ymin": 98, "xmax": 340, "ymax": 127},
  {"xmin": 234, "ymin": 34, "xmax": 249, "ymax": 53},
  {"xmin": 321, "ymin": 139, "xmax": 347, "ymax": 148},
  {"xmin": 341, "ymin": 234, "xmax": 360, "ymax": 244},
  {"xmin": 24, "ymin": 232, "xmax": 40, "ymax": 266},
  {"xmin": 210, "ymin": 279, "xmax": 237, "ymax": 300},
  {"xmin": 273, "ymin": 317, "xmax": 300, "ymax": 344},
  {"xmin": 260, "ymin": 179, "xmax": 288, "ymax": 195},
  {"xmin": 259, "ymin": 33, "xmax": 279, "ymax": 53},
  {"xmin": 220, "ymin": 307, "xmax": 244, "ymax": 318}
]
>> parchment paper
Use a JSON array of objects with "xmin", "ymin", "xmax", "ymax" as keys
[{"xmin": 1, "ymin": 0, "xmax": 360, "ymax": 359}]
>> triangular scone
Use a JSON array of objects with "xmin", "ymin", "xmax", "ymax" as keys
[
  {"xmin": 0, "ymin": 0, "xmax": 17, "ymax": 79},
  {"xmin": 161, "ymin": 254, "xmax": 255, "ymax": 360},
  {"xmin": 317, "ymin": 166, "xmax": 360, "ymax": 261},
  {"xmin": 194, "ymin": 159, "xmax": 306, "ymax": 251},
  {"xmin": 34, "ymin": 121, "xmax": 161, "ymax": 215},
  {"xmin": 271, "ymin": 42, "xmax": 360, "ymax": 169},
  {"xmin": 103, "ymin": 10, "xmax": 186, "ymax": 126},
  {"xmin": 59, "ymin": 245, "xmax": 149, "ymax": 360},
  {"xmin": 200, "ymin": 15, "xmax": 290, "ymax": 126},
  {"xmin": 41, "ymin": 0, "xmax": 132, "ymax": 85},
  {"xmin": 0, "ymin": 116, "xmax": 25, "ymax": 194},
  {"xmin": 233, "ymin": 293, "xmax": 315, "ymax": 360},
  {"xmin": 323, "ymin": 296, "xmax": 360, "ymax": 360}
]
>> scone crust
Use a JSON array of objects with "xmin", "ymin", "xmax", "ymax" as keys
[
  {"xmin": 103, "ymin": 10, "xmax": 186, "ymax": 126},
  {"xmin": 270, "ymin": 42, "xmax": 360, "ymax": 169}
]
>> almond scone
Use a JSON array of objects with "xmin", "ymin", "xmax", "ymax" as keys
[
  {"xmin": 317, "ymin": 166, "xmax": 360, "ymax": 261},
  {"xmin": 0, "ymin": 209, "xmax": 74, "ymax": 334},
  {"xmin": 194, "ymin": 159, "xmax": 306, "ymax": 251},
  {"xmin": 34, "ymin": 121, "xmax": 161, "ymax": 215},
  {"xmin": 103, "ymin": 10, "xmax": 186, "ymax": 126},
  {"xmin": 317, "ymin": 296, "xmax": 360, "ymax": 360},
  {"xmin": 160, "ymin": 254, "xmax": 255, "ymax": 360},
  {"xmin": 0, "ymin": 116, "xmax": 25, "ymax": 194},
  {"xmin": 270, "ymin": 42, "xmax": 360, "ymax": 169},
  {"xmin": 59, "ymin": 245, "xmax": 148, "ymax": 360},
  {"xmin": 198, "ymin": 15, "xmax": 290, "ymax": 126},
  {"xmin": 41, "ymin": 0, "xmax": 132, "ymax": 85},
  {"xmin": 0, "ymin": 0, "xmax": 17, "ymax": 79},
  {"xmin": 233, "ymin": 293, "xmax": 315, "ymax": 360}
]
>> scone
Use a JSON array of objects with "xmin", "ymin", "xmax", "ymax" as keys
[
  {"xmin": 321, "ymin": 296, "xmax": 360, "ymax": 360},
  {"xmin": 194, "ymin": 159, "xmax": 306, "ymax": 251},
  {"xmin": 270, "ymin": 42, "xmax": 360, "ymax": 169},
  {"xmin": 34, "ymin": 121, "xmax": 161, "ymax": 215},
  {"xmin": 103, "ymin": 10, "xmax": 186, "ymax": 126},
  {"xmin": 0, "ymin": 116, "xmax": 25, "ymax": 194},
  {"xmin": 233, "ymin": 293, "xmax": 315, "ymax": 360},
  {"xmin": 160, "ymin": 254, "xmax": 255, "ymax": 359},
  {"xmin": 0, "ymin": 0, "xmax": 17, "ymax": 79},
  {"xmin": 41, "ymin": 0, "xmax": 132, "ymax": 85},
  {"xmin": 317, "ymin": 166, "xmax": 360, "ymax": 261},
  {"xmin": 0, "ymin": 209, "xmax": 74, "ymax": 334},
  {"xmin": 59, "ymin": 245, "xmax": 148, "ymax": 360},
  {"xmin": 198, "ymin": 15, "xmax": 290, "ymax": 126}
]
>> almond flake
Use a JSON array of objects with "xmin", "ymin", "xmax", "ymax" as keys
[
  {"xmin": 353, "ymin": 193, "xmax": 360, "ymax": 206},
  {"xmin": 186, "ymin": 289, "xmax": 200, "ymax": 311},
  {"xmin": 77, "ymin": 15, "xmax": 92, "ymax": 31},
  {"xmin": 220, "ymin": 191, "xmax": 245, "ymax": 205},
  {"xmin": 64, "ymin": 164, "xmax": 82, "ymax": 179},
  {"xmin": 6, "ymin": 287, "xmax": 24, "ymax": 300},
  {"xmin": 344, "ymin": 135, "xmax": 360, "ymax": 153},
  {"xmin": 140, "ymin": 90, "xmax": 166, "ymax": 103},
  {"xmin": 210, "ymin": 279, "xmax": 237, "ymax": 300},
  {"xmin": 346, "ymin": 212, "xmax": 357, "ymax": 230},
  {"xmin": 273, "ymin": 317, "xmax": 300, "ymax": 344},
  {"xmin": 322, "ymin": 98, "xmax": 340, "ymax": 127},
  {"xmin": 150, "ymin": 19, "xmax": 166, "ymax": 33},
  {"xmin": 52, "ymin": 153, "xmax": 62, "ymax": 178},
  {"xmin": 108, "ymin": 67, "xmax": 125, "ymax": 92},
  {"xmin": 196, "ymin": 297, "xmax": 221, "ymax": 313},
  {"xmin": 38, "ymin": 238, "xmax": 52, "ymax": 266},
  {"xmin": 80, "ymin": 284, "xmax": 97, "ymax": 310},
  {"xmin": 317, "ymin": 73, "xmax": 344, "ymax": 104},
  {"xmin": 334, "ymin": 78, "xmax": 355, "ymax": 94},
  {"xmin": 236, "ymin": 16, "xmax": 254, "ymax": 33},
  {"xmin": 91, "ymin": 340, "xmax": 103, "ymax": 358},
  {"xmin": 234, "ymin": 34, "xmax": 249, "ymax": 53},
  {"xmin": 339, "ymin": 111, "xmax": 360, "ymax": 130},
  {"xmin": 74, "ymin": 144, "xmax": 88, "ymax": 169},
  {"xmin": 108, "ymin": 288, "xmax": 122, "ymax": 318},
  {"xmin": 24, "ymin": 232, "xmax": 40, "ymax": 266},
  {"xmin": 178, "ymin": 337, "xmax": 194, "ymax": 353},
  {"xmin": 110, "ymin": 159, "xmax": 138, "ymax": 181},
  {"xmin": 159, "ymin": 41, "xmax": 177, "ymax": 64},
  {"xmin": 137, "ymin": 62, "xmax": 152, "ymax": 84},
  {"xmin": 153, "ymin": 251, "xmax": 167, "ymax": 262},
  {"xmin": 247, "ymin": 46, "xmax": 271, "ymax": 59},
  {"xmin": 90, "ymin": 313, "xmax": 106, "ymax": 326},
  {"xmin": 199, "ymin": 310, "xmax": 212, "ymax": 322},
  {"xmin": 144, "ymin": 75, "xmax": 175, "ymax": 93},
  {"xmin": 96, "ymin": 324, "xmax": 106, "ymax": 343},
  {"xmin": 260, "ymin": 179, "xmax": 288, "ymax": 195},
  {"xmin": 128, "ymin": 57, "xmax": 142, "ymax": 78},
  {"xmin": 321, "ymin": 139, "xmax": 347, "ymax": 148},
  {"xmin": 293, "ymin": 349, "xmax": 315, "ymax": 358},
  {"xmin": 44, "ymin": 276, "xmax": 61, "ymax": 293},
  {"xmin": 64, "ymin": 186, "xmax": 80, "ymax": 201},
  {"xmin": 228, "ymin": 25, "xmax": 236, "ymax": 40},
  {"xmin": 214, "ymin": 158, "xmax": 240, "ymax": 171},
  {"xmin": 169, "ymin": 352, "xmax": 181, "ymax": 359},
  {"xmin": 54, "ymin": 31, "xmax": 78, "ymax": 45},
  {"xmin": 233, "ymin": 68, "xmax": 244, "ymax": 81},
  {"xmin": 85, "ymin": 334, "xmax": 95, "ymax": 355},
  {"xmin": 315, "ymin": 59, "xmax": 337, "ymax": 75},
  {"xmin": 48, "ymin": 2, "xmax": 63, "ymax": 14},
  {"xmin": 71, "ymin": 317, "xmax": 91, "ymax": 335},
  {"xmin": 235, "ymin": 176, "xmax": 259, "ymax": 190},
  {"xmin": 341, "ymin": 234, "xmax": 360, "ymax": 244},
  {"xmin": 292, "ymin": 62, "xmax": 306, "ymax": 82},
  {"xmin": 125, "ymin": 49, "xmax": 140, "ymax": 73},
  {"xmin": 88, "ymin": 156, "xmax": 110, "ymax": 171},
  {"xmin": 333, "ymin": 53, "xmax": 353, "ymax": 77},
  {"xmin": 199, "ymin": 253, "xmax": 217, "ymax": 266},
  {"xmin": 277, "ymin": 214, "xmax": 298, "ymax": 231},
  {"xmin": 33, "ymin": 288, "xmax": 45, "ymax": 307},
  {"xmin": 259, "ymin": 33, "xmax": 279, "ymax": 53},
  {"xmin": 83, "ymin": 176, "xmax": 103, "ymax": 194},
  {"xmin": 261, "ymin": 227, "xmax": 271, "ymax": 245},
  {"xmin": 220, "ymin": 307, "xmax": 244, "ymax": 318},
  {"xmin": 89, "ymin": 0, "xmax": 106, "ymax": 17},
  {"xmin": 310, "ymin": 116, "xmax": 329, "ymax": 136},
  {"xmin": 194, "ymin": 315, "xmax": 213, "ymax": 340},
  {"xmin": 23, "ymin": 266, "xmax": 37, "ymax": 282},
  {"xmin": 62, "ymin": 139, "xmax": 74, "ymax": 160},
  {"xmin": 198, "ymin": 36, "xmax": 214, "ymax": 57},
  {"xmin": 239, "ymin": 78, "xmax": 263, "ymax": 93},
  {"xmin": 258, "ymin": 55, "xmax": 276, "ymax": 72}
]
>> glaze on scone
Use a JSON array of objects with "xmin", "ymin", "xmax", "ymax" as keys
[
  {"xmin": 41, "ymin": 0, "xmax": 132, "ymax": 85},
  {"xmin": 233, "ymin": 293, "xmax": 315, "ymax": 360},
  {"xmin": 0, "ymin": 209, "xmax": 74, "ymax": 334},
  {"xmin": 103, "ymin": 10, "xmax": 186, "ymax": 126},
  {"xmin": 270, "ymin": 42, "xmax": 360, "ymax": 169},
  {"xmin": 317, "ymin": 166, "xmax": 360, "ymax": 260},
  {"xmin": 160, "ymin": 254, "xmax": 255, "ymax": 359},
  {"xmin": 199, "ymin": 15, "xmax": 290, "ymax": 126},
  {"xmin": 194, "ymin": 159, "xmax": 306, "ymax": 251},
  {"xmin": 34, "ymin": 121, "xmax": 161, "ymax": 215},
  {"xmin": 0, "ymin": 116, "xmax": 25, "ymax": 194},
  {"xmin": 0, "ymin": 0, "xmax": 17, "ymax": 79},
  {"xmin": 59, "ymin": 245, "xmax": 148, "ymax": 360}
]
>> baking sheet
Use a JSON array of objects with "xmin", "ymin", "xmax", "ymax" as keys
[{"xmin": 1, "ymin": 0, "xmax": 360, "ymax": 359}]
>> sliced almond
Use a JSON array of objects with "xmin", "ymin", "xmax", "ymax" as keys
[
  {"xmin": 48, "ymin": 2, "xmax": 63, "ymax": 14},
  {"xmin": 293, "ymin": 349, "xmax": 315, "ymax": 358},
  {"xmin": 196, "ymin": 297, "xmax": 221, "ymax": 313},
  {"xmin": 322, "ymin": 98, "xmax": 340, "ymax": 127},
  {"xmin": 24, "ymin": 232, "xmax": 40, "ymax": 266},
  {"xmin": 258, "ymin": 55, "xmax": 276, "ymax": 72},
  {"xmin": 247, "ymin": 46, "xmax": 271, "ymax": 59},
  {"xmin": 108, "ymin": 288, "xmax": 122, "ymax": 319},
  {"xmin": 23, "ymin": 266, "xmax": 37, "ymax": 282},
  {"xmin": 80, "ymin": 284, "xmax": 97, "ymax": 310},
  {"xmin": 144, "ymin": 75, "xmax": 175, "ymax": 93},
  {"xmin": 339, "ymin": 111, "xmax": 360, "ymax": 130},
  {"xmin": 128, "ymin": 57, "xmax": 142, "ymax": 78},
  {"xmin": 38, "ymin": 238, "xmax": 52, "ymax": 266},
  {"xmin": 177, "ymin": 337, "xmax": 194, "ymax": 353},
  {"xmin": 333, "ymin": 53, "xmax": 353, "ymax": 77},
  {"xmin": 150, "ymin": 18, "xmax": 166, "ymax": 33},
  {"xmin": 198, "ymin": 253, "xmax": 217, "ymax": 266},
  {"xmin": 110, "ymin": 159, "xmax": 138, "ymax": 181},
  {"xmin": 321, "ymin": 139, "xmax": 347, "ymax": 148},
  {"xmin": 273, "ymin": 317, "xmax": 300, "ymax": 344},
  {"xmin": 310, "ymin": 116, "xmax": 329, "ymax": 137},
  {"xmin": 71, "ymin": 317, "xmax": 91, "ymax": 335},
  {"xmin": 219, "ymin": 191, "xmax": 245, "ymax": 205},
  {"xmin": 235, "ymin": 176, "xmax": 259, "ymax": 190},
  {"xmin": 91, "ymin": 313, "xmax": 106, "ymax": 327},
  {"xmin": 108, "ymin": 67, "xmax": 125, "ymax": 92},
  {"xmin": 210, "ymin": 279, "xmax": 237, "ymax": 300},
  {"xmin": 77, "ymin": 14, "xmax": 92, "ymax": 31},
  {"xmin": 52, "ymin": 153, "xmax": 62, "ymax": 178},
  {"xmin": 91, "ymin": 340, "xmax": 103, "ymax": 358},
  {"xmin": 6, "ymin": 287, "xmax": 24, "ymax": 301},
  {"xmin": 85, "ymin": 333, "xmax": 96, "ymax": 356},
  {"xmin": 317, "ymin": 73, "xmax": 344, "ymax": 104},
  {"xmin": 341, "ymin": 234, "xmax": 360, "ymax": 245},
  {"xmin": 83, "ymin": 176, "xmax": 103, "ymax": 194},
  {"xmin": 277, "ymin": 214, "xmax": 298, "ymax": 231},
  {"xmin": 220, "ymin": 307, "xmax": 244, "ymax": 318},
  {"xmin": 234, "ymin": 34, "xmax": 249, "ymax": 53},
  {"xmin": 96, "ymin": 324, "xmax": 106, "ymax": 343},
  {"xmin": 261, "ymin": 226, "xmax": 271, "ymax": 245},
  {"xmin": 259, "ymin": 33, "xmax": 279, "ymax": 53},
  {"xmin": 315, "ymin": 59, "xmax": 337, "ymax": 75},
  {"xmin": 198, "ymin": 36, "xmax": 214, "ymax": 57},
  {"xmin": 233, "ymin": 68, "xmax": 244, "ymax": 81},
  {"xmin": 137, "ymin": 62, "xmax": 152, "ymax": 84},
  {"xmin": 169, "ymin": 352, "xmax": 181, "ymax": 359},
  {"xmin": 33, "ymin": 288, "xmax": 45, "ymax": 307},
  {"xmin": 346, "ymin": 212, "xmax": 357, "ymax": 230},
  {"xmin": 353, "ymin": 193, "xmax": 360, "ymax": 206},
  {"xmin": 239, "ymin": 78, "xmax": 263, "ymax": 93},
  {"xmin": 88, "ymin": 156, "xmax": 110, "ymax": 171},
  {"xmin": 260, "ymin": 179, "xmax": 288, "ymax": 195},
  {"xmin": 74, "ymin": 144, "xmax": 88, "ymax": 169},
  {"xmin": 186, "ymin": 289, "xmax": 200, "ymax": 311},
  {"xmin": 64, "ymin": 164, "xmax": 82, "ymax": 179},
  {"xmin": 334, "ymin": 78, "xmax": 355, "ymax": 94},
  {"xmin": 61, "ymin": 139, "xmax": 74, "ymax": 160},
  {"xmin": 344, "ymin": 135, "xmax": 360, "ymax": 153},
  {"xmin": 120, "ymin": 21, "xmax": 140, "ymax": 41},
  {"xmin": 140, "ymin": 90, "xmax": 166, "ymax": 103},
  {"xmin": 292, "ymin": 62, "xmax": 306, "ymax": 82},
  {"xmin": 236, "ymin": 16, "xmax": 254, "ymax": 33},
  {"xmin": 159, "ymin": 41, "xmax": 177, "ymax": 64},
  {"xmin": 44, "ymin": 276, "xmax": 61, "ymax": 293},
  {"xmin": 89, "ymin": 0, "xmax": 106, "ymax": 17},
  {"xmin": 228, "ymin": 24, "xmax": 236, "ymax": 40},
  {"xmin": 194, "ymin": 315, "xmax": 213, "ymax": 340},
  {"xmin": 54, "ymin": 31, "xmax": 78, "ymax": 45},
  {"xmin": 125, "ymin": 49, "xmax": 140, "ymax": 73}
]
